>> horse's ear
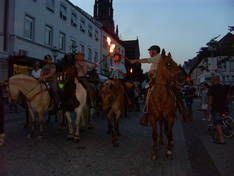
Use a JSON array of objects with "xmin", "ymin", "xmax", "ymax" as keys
[
  {"xmin": 161, "ymin": 49, "xmax": 166, "ymax": 56},
  {"xmin": 168, "ymin": 52, "xmax": 171, "ymax": 58}
]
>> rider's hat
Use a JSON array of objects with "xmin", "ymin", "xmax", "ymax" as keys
[
  {"xmin": 44, "ymin": 55, "xmax": 52, "ymax": 61},
  {"xmin": 148, "ymin": 45, "xmax": 161, "ymax": 53}
]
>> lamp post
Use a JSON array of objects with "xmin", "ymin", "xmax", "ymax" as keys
[{"xmin": 51, "ymin": 46, "xmax": 60, "ymax": 63}]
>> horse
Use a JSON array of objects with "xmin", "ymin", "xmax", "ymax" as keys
[
  {"xmin": 57, "ymin": 63, "xmax": 87, "ymax": 142},
  {"xmin": 8, "ymin": 74, "xmax": 50, "ymax": 138},
  {"xmin": 148, "ymin": 49, "xmax": 185, "ymax": 160},
  {"xmin": 100, "ymin": 79, "xmax": 125, "ymax": 147}
]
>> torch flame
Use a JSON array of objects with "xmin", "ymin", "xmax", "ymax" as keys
[
  {"xmin": 130, "ymin": 68, "xmax": 133, "ymax": 73},
  {"xmin": 107, "ymin": 37, "xmax": 111, "ymax": 46},
  {"xmin": 110, "ymin": 44, "xmax": 116, "ymax": 53}
]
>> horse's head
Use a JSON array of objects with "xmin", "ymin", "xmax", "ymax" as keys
[
  {"xmin": 100, "ymin": 80, "xmax": 115, "ymax": 111},
  {"xmin": 158, "ymin": 49, "xmax": 185, "ymax": 84}
]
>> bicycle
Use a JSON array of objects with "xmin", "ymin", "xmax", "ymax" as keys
[{"xmin": 208, "ymin": 112, "xmax": 234, "ymax": 138}]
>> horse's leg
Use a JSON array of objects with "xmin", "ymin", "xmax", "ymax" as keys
[
  {"xmin": 65, "ymin": 112, "xmax": 73, "ymax": 139},
  {"xmin": 114, "ymin": 111, "xmax": 121, "ymax": 136},
  {"xmin": 151, "ymin": 118, "xmax": 158, "ymax": 160},
  {"xmin": 166, "ymin": 117, "xmax": 175, "ymax": 160},
  {"xmin": 74, "ymin": 106, "xmax": 83, "ymax": 142},
  {"xmin": 27, "ymin": 108, "xmax": 35, "ymax": 138},
  {"xmin": 38, "ymin": 112, "xmax": 45, "ymax": 139},
  {"xmin": 159, "ymin": 119, "xmax": 164, "ymax": 145}
]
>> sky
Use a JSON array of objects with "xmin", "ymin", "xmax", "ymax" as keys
[{"xmin": 71, "ymin": 0, "xmax": 234, "ymax": 72}]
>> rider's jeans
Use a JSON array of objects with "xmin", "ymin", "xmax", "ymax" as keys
[{"xmin": 211, "ymin": 111, "xmax": 223, "ymax": 126}]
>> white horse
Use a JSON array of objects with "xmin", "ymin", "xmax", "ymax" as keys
[
  {"xmin": 8, "ymin": 74, "xmax": 50, "ymax": 138},
  {"xmin": 64, "ymin": 78, "xmax": 87, "ymax": 142}
]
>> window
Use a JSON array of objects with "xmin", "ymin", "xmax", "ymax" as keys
[
  {"xmin": 88, "ymin": 24, "xmax": 93, "ymax": 38},
  {"xmin": 94, "ymin": 29, "xmax": 99, "ymax": 41},
  {"xmin": 24, "ymin": 15, "xmax": 34, "ymax": 40},
  {"xmin": 88, "ymin": 48, "xmax": 92, "ymax": 61},
  {"xmin": 94, "ymin": 51, "xmax": 98, "ymax": 62},
  {"xmin": 46, "ymin": 0, "xmax": 55, "ymax": 12},
  {"xmin": 70, "ymin": 40, "xmax": 77, "ymax": 52},
  {"xmin": 230, "ymin": 61, "xmax": 234, "ymax": 72},
  {"xmin": 80, "ymin": 44, "xmax": 85, "ymax": 56},
  {"xmin": 59, "ymin": 32, "xmax": 66, "ymax": 51},
  {"xmin": 60, "ymin": 4, "xmax": 67, "ymax": 20},
  {"xmin": 45, "ymin": 25, "xmax": 53, "ymax": 46},
  {"xmin": 71, "ymin": 12, "xmax": 77, "ymax": 27},
  {"xmin": 80, "ymin": 18, "xmax": 86, "ymax": 33}
]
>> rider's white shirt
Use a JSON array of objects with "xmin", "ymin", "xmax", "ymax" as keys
[{"xmin": 32, "ymin": 69, "xmax": 41, "ymax": 79}]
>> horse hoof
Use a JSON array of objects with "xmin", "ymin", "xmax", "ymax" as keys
[
  {"xmin": 151, "ymin": 155, "xmax": 157, "ymax": 161},
  {"xmin": 73, "ymin": 136, "xmax": 80, "ymax": 143},
  {"xmin": 166, "ymin": 151, "xmax": 173, "ymax": 160}
]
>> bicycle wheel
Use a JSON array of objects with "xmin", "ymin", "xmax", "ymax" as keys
[{"xmin": 222, "ymin": 116, "xmax": 234, "ymax": 138}]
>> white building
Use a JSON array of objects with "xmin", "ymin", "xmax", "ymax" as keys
[
  {"xmin": 191, "ymin": 56, "xmax": 234, "ymax": 85},
  {"xmin": 0, "ymin": 0, "xmax": 104, "ymax": 80}
]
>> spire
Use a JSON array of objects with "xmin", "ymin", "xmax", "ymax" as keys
[
  {"xmin": 116, "ymin": 25, "xmax": 119, "ymax": 37},
  {"xmin": 93, "ymin": 0, "xmax": 115, "ymax": 34}
]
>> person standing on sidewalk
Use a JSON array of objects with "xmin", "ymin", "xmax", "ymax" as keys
[
  {"xmin": 200, "ymin": 82, "xmax": 210, "ymax": 121},
  {"xmin": 0, "ymin": 82, "xmax": 5, "ymax": 146},
  {"xmin": 208, "ymin": 75, "xmax": 229, "ymax": 144}
]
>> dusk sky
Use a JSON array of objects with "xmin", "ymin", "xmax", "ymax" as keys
[{"xmin": 71, "ymin": 0, "xmax": 234, "ymax": 72}]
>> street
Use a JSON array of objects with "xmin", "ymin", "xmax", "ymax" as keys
[{"xmin": 0, "ymin": 98, "xmax": 233, "ymax": 176}]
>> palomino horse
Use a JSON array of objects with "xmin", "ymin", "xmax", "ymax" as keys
[
  {"xmin": 148, "ymin": 49, "xmax": 184, "ymax": 160},
  {"xmin": 57, "ymin": 66, "xmax": 87, "ymax": 142},
  {"xmin": 8, "ymin": 74, "xmax": 50, "ymax": 138},
  {"xmin": 100, "ymin": 79, "xmax": 125, "ymax": 147}
]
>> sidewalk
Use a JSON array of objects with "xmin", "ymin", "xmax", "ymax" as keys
[{"xmin": 182, "ymin": 98, "xmax": 234, "ymax": 176}]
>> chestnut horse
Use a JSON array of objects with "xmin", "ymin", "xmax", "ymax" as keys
[
  {"xmin": 100, "ymin": 79, "xmax": 125, "ymax": 147},
  {"xmin": 148, "ymin": 49, "xmax": 184, "ymax": 160}
]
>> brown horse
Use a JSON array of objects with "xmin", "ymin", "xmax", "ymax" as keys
[
  {"xmin": 148, "ymin": 49, "xmax": 184, "ymax": 160},
  {"xmin": 100, "ymin": 79, "xmax": 125, "ymax": 147}
]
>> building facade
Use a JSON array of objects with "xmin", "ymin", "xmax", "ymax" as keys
[{"xmin": 0, "ymin": 0, "xmax": 103, "ymax": 81}]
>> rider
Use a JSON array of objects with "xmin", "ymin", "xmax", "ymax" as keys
[
  {"xmin": 109, "ymin": 52, "xmax": 133, "ymax": 106},
  {"xmin": 40, "ymin": 55, "xmax": 59, "ymax": 107},
  {"xmin": 130, "ymin": 45, "xmax": 186, "ymax": 126},
  {"xmin": 31, "ymin": 61, "xmax": 41, "ymax": 79}
]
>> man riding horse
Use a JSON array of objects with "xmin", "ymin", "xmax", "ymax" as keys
[
  {"xmin": 130, "ymin": 45, "xmax": 186, "ymax": 126},
  {"xmin": 40, "ymin": 55, "xmax": 60, "ymax": 108}
]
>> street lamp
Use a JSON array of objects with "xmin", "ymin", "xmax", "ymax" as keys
[{"xmin": 51, "ymin": 46, "xmax": 60, "ymax": 63}]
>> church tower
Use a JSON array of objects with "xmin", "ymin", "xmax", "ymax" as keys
[{"xmin": 94, "ymin": 0, "xmax": 115, "ymax": 34}]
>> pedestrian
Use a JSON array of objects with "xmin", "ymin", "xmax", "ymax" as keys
[
  {"xmin": 130, "ymin": 45, "xmax": 186, "ymax": 125},
  {"xmin": 200, "ymin": 82, "xmax": 209, "ymax": 121},
  {"xmin": 183, "ymin": 81, "xmax": 196, "ymax": 121},
  {"xmin": 31, "ymin": 61, "xmax": 41, "ymax": 79},
  {"xmin": 0, "ymin": 82, "xmax": 5, "ymax": 146},
  {"xmin": 208, "ymin": 75, "xmax": 229, "ymax": 144}
]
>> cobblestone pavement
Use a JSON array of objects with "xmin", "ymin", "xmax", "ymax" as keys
[{"xmin": 0, "ymin": 99, "xmax": 233, "ymax": 176}]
